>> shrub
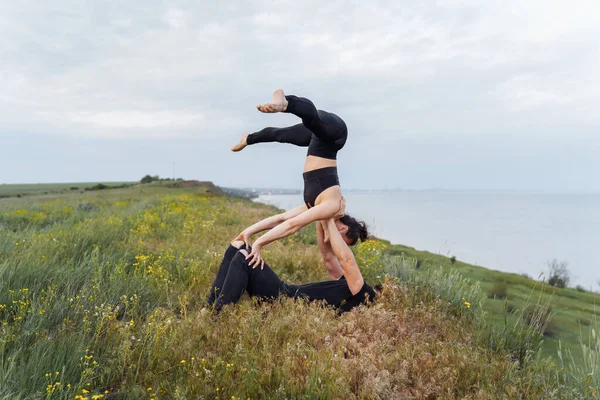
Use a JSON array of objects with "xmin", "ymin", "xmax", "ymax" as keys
[
  {"xmin": 140, "ymin": 175, "xmax": 165, "ymax": 184},
  {"xmin": 488, "ymin": 282, "xmax": 509, "ymax": 299},
  {"xmin": 546, "ymin": 259, "xmax": 570, "ymax": 288},
  {"xmin": 575, "ymin": 285, "xmax": 586, "ymax": 293},
  {"xmin": 548, "ymin": 275, "xmax": 566, "ymax": 288},
  {"xmin": 85, "ymin": 183, "xmax": 109, "ymax": 191},
  {"xmin": 450, "ymin": 255, "xmax": 457, "ymax": 264}
]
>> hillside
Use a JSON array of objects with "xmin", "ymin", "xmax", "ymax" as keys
[
  {"xmin": 381, "ymin": 241, "xmax": 600, "ymax": 364},
  {"xmin": 0, "ymin": 182, "xmax": 135, "ymax": 199},
  {"xmin": 0, "ymin": 187, "xmax": 597, "ymax": 398},
  {"xmin": 166, "ymin": 180, "xmax": 225, "ymax": 196}
]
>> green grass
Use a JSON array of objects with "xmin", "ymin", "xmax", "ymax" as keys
[
  {"xmin": 383, "ymin": 241, "xmax": 600, "ymax": 364},
  {"xmin": 0, "ymin": 182, "xmax": 135, "ymax": 198},
  {"xmin": 0, "ymin": 186, "xmax": 598, "ymax": 399}
]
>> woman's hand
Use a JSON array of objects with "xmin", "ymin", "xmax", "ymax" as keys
[
  {"xmin": 234, "ymin": 229, "xmax": 252, "ymax": 249},
  {"xmin": 246, "ymin": 244, "xmax": 265, "ymax": 270}
]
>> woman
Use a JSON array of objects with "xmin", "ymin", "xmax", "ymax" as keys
[
  {"xmin": 232, "ymin": 89, "xmax": 357, "ymax": 268},
  {"xmin": 205, "ymin": 219, "xmax": 377, "ymax": 314}
]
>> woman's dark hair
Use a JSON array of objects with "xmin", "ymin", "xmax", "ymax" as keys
[{"xmin": 339, "ymin": 214, "xmax": 368, "ymax": 246}]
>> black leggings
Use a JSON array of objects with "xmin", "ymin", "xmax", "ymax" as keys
[
  {"xmin": 205, "ymin": 244, "xmax": 376, "ymax": 313},
  {"xmin": 205, "ymin": 245, "xmax": 286, "ymax": 312},
  {"xmin": 246, "ymin": 95, "xmax": 347, "ymax": 158}
]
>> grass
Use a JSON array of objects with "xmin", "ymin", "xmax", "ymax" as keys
[
  {"xmin": 0, "ymin": 186, "xmax": 598, "ymax": 398},
  {"xmin": 383, "ymin": 241, "xmax": 600, "ymax": 364}
]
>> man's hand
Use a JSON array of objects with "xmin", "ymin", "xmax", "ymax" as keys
[
  {"xmin": 320, "ymin": 220, "xmax": 331, "ymax": 243},
  {"xmin": 234, "ymin": 229, "xmax": 252, "ymax": 249},
  {"xmin": 245, "ymin": 244, "xmax": 265, "ymax": 270},
  {"xmin": 334, "ymin": 196, "xmax": 346, "ymax": 220}
]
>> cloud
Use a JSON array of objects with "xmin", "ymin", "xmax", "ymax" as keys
[
  {"xmin": 0, "ymin": 1, "xmax": 599, "ymax": 190},
  {"xmin": 1, "ymin": 1, "xmax": 599, "ymax": 140},
  {"xmin": 67, "ymin": 110, "xmax": 203, "ymax": 132},
  {"xmin": 163, "ymin": 8, "xmax": 189, "ymax": 29},
  {"xmin": 491, "ymin": 75, "xmax": 571, "ymax": 110}
]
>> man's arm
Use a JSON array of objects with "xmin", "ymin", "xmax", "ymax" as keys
[
  {"xmin": 316, "ymin": 221, "xmax": 343, "ymax": 280},
  {"xmin": 326, "ymin": 219, "xmax": 364, "ymax": 295}
]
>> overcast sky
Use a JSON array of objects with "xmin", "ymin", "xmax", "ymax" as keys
[{"xmin": 1, "ymin": 1, "xmax": 599, "ymax": 192}]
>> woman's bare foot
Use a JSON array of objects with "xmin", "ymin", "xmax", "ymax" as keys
[
  {"xmin": 256, "ymin": 89, "xmax": 288, "ymax": 113},
  {"xmin": 231, "ymin": 133, "xmax": 249, "ymax": 152}
]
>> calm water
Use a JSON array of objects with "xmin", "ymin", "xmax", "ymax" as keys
[{"xmin": 255, "ymin": 191, "xmax": 600, "ymax": 288}]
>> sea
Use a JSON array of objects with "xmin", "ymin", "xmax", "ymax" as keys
[{"xmin": 254, "ymin": 191, "xmax": 600, "ymax": 289}]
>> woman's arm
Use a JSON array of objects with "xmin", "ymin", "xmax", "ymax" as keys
[
  {"xmin": 236, "ymin": 205, "xmax": 307, "ymax": 247},
  {"xmin": 326, "ymin": 219, "xmax": 364, "ymax": 295},
  {"xmin": 316, "ymin": 221, "xmax": 343, "ymax": 280},
  {"xmin": 246, "ymin": 200, "xmax": 341, "ymax": 267}
]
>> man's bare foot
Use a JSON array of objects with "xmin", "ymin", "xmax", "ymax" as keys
[
  {"xmin": 256, "ymin": 89, "xmax": 288, "ymax": 113},
  {"xmin": 231, "ymin": 133, "xmax": 249, "ymax": 152}
]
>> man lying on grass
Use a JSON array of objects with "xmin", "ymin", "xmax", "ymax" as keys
[{"xmin": 204, "ymin": 219, "xmax": 378, "ymax": 314}]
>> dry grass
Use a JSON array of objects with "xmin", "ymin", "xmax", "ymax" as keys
[{"xmin": 0, "ymin": 187, "xmax": 596, "ymax": 399}]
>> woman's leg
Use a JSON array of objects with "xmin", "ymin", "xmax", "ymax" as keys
[
  {"xmin": 232, "ymin": 124, "xmax": 312, "ymax": 152},
  {"xmin": 205, "ymin": 242, "xmax": 243, "ymax": 307},
  {"xmin": 285, "ymin": 95, "xmax": 347, "ymax": 144},
  {"xmin": 247, "ymin": 124, "xmax": 312, "ymax": 147},
  {"xmin": 213, "ymin": 249, "xmax": 283, "ymax": 313},
  {"xmin": 257, "ymin": 89, "xmax": 347, "ymax": 144}
]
